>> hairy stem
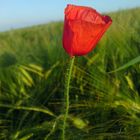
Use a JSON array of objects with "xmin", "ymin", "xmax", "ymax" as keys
[{"xmin": 62, "ymin": 56, "xmax": 75, "ymax": 140}]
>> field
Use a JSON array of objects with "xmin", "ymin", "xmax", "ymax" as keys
[{"xmin": 0, "ymin": 8, "xmax": 140, "ymax": 139}]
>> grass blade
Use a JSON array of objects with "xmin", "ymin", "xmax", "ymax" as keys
[{"xmin": 109, "ymin": 56, "xmax": 140, "ymax": 73}]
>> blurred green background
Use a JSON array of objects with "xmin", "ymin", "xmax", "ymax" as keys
[{"xmin": 0, "ymin": 5, "xmax": 140, "ymax": 140}]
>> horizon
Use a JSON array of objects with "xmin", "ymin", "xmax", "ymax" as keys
[{"xmin": 0, "ymin": 0, "xmax": 140, "ymax": 32}]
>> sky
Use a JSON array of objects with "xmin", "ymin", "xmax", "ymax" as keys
[{"xmin": 0, "ymin": 0, "xmax": 140, "ymax": 31}]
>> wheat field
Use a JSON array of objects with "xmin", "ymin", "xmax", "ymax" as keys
[{"xmin": 0, "ymin": 8, "xmax": 140, "ymax": 139}]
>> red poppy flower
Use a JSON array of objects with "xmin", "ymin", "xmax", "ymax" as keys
[{"xmin": 62, "ymin": 4, "xmax": 112, "ymax": 56}]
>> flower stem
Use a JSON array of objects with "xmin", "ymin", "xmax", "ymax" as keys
[{"xmin": 62, "ymin": 56, "xmax": 75, "ymax": 140}]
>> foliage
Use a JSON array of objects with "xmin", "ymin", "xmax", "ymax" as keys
[{"xmin": 0, "ymin": 8, "xmax": 140, "ymax": 139}]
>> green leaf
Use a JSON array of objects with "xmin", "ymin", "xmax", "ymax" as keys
[
  {"xmin": 109, "ymin": 56, "xmax": 140, "ymax": 73},
  {"xmin": 19, "ymin": 133, "xmax": 33, "ymax": 140},
  {"xmin": 0, "ymin": 104, "xmax": 56, "ymax": 117}
]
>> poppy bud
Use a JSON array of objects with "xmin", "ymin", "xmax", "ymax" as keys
[{"xmin": 62, "ymin": 4, "xmax": 112, "ymax": 56}]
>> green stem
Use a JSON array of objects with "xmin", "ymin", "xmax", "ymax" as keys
[{"xmin": 62, "ymin": 56, "xmax": 75, "ymax": 140}]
